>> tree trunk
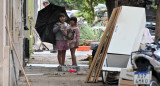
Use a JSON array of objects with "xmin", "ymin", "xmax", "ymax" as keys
[
  {"xmin": 90, "ymin": 1, "xmax": 95, "ymax": 21},
  {"xmin": 155, "ymin": 1, "xmax": 160, "ymax": 42},
  {"xmin": 105, "ymin": 0, "xmax": 115, "ymax": 19},
  {"xmin": 105, "ymin": 0, "xmax": 145, "ymax": 20},
  {"xmin": 88, "ymin": 0, "xmax": 94, "ymax": 22}
]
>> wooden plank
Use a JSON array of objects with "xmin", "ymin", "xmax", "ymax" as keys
[
  {"xmin": 93, "ymin": 25, "xmax": 115, "ymax": 82},
  {"xmin": 87, "ymin": 9, "xmax": 119, "ymax": 82},
  {"xmin": 119, "ymin": 80, "xmax": 134, "ymax": 85},
  {"xmin": 85, "ymin": 8, "xmax": 118, "ymax": 83},
  {"xmin": 32, "ymin": 28, "xmax": 49, "ymax": 50},
  {"xmin": 85, "ymin": 19, "xmax": 111, "ymax": 82},
  {"xmin": 95, "ymin": 7, "xmax": 122, "ymax": 82},
  {"xmin": 93, "ymin": 7, "xmax": 122, "ymax": 82},
  {"xmin": 5, "ymin": 16, "xmax": 31, "ymax": 86},
  {"xmin": 93, "ymin": 6, "xmax": 117, "ymax": 81},
  {"xmin": 93, "ymin": 8, "xmax": 119, "ymax": 82}
]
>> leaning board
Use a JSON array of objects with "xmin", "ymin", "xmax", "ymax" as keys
[{"xmin": 108, "ymin": 6, "xmax": 146, "ymax": 55}]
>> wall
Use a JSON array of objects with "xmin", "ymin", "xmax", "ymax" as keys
[
  {"xmin": 0, "ymin": 0, "xmax": 39, "ymax": 85},
  {"xmin": 0, "ymin": 0, "xmax": 27, "ymax": 86},
  {"xmin": 0, "ymin": 0, "xmax": 6, "ymax": 85}
]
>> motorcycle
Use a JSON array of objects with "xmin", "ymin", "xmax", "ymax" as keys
[{"xmin": 131, "ymin": 42, "xmax": 160, "ymax": 86}]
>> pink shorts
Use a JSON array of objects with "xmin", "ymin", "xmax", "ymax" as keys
[{"xmin": 56, "ymin": 40, "xmax": 69, "ymax": 50}]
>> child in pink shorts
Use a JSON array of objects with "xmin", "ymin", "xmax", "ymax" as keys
[
  {"xmin": 53, "ymin": 13, "xmax": 69, "ymax": 66},
  {"xmin": 65, "ymin": 17, "xmax": 80, "ymax": 66}
]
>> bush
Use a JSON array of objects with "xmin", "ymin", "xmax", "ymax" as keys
[{"xmin": 79, "ymin": 24, "xmax": 104, "ymax": 46}]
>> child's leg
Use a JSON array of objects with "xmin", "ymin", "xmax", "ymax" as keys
[
  {"xmin": 70, "ymin": 48, "xmax": 77, "ymax": 66},
  {"xmin": 62, "ymin": 50, "xmax": 66, "ymax": 65},
  {"xmin": 58, "ymin": 50, "xmax": 62, "ymax": 65}
]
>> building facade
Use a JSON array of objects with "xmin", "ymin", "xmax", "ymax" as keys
[{"xmin": 0, "ymin": 0, "xmax": 38, "ymax": 86}]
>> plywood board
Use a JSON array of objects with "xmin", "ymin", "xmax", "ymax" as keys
[
  {"xmin": 119, "ymin": 80, "xmax": 135, "ymax": 86},
  {"xmin": 108, "ymin": 6, "xmax": 146, "ymax": 55}
]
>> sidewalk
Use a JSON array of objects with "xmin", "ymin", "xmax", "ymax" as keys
[{"xmin": 18, "ymin": 50, "xmax": 105, "ymax": 86}]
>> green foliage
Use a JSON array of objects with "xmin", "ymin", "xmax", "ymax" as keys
[
  {"xmin": 65, "ymin": 0, "xmax": 105, "ymax": 24},
  {"xmin": 48, "ymin": 0, "xmax": 70, "ymax": 8},
  {"xmin": 153, "ymin": 2, "xmax": 158, "ymax": 9},
  {"xmin": 79, "ymin": 24, "xmax": 104, "ymax": 46},
  {"xmin": 30, "ymin": 49, "xmax": 34, "ymax": 54}
]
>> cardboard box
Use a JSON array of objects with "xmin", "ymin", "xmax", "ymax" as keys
[{"xmin": 119, "ymin": 80, "xmax": 135, "ymax": 86}]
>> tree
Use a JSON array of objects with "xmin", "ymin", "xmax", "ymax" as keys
[
  {"xmin": 65, "ymin": 0, "xmax": 105, "ymax": 24},
  {"xmin": 105, "ymin": 0, "xmax": 147, "ymax": 19},
  {"xmin": 105, "ymin": 0, "xmax": 115, "ymax": 19},
  {"xmin": 105, "ymin": 0, "xmax": 160, "ymax": 43},
  {"xmin": 155, "ymin": 1, "xmax": 160, "ymax": 42},
  {"xmin": 48, "ymin": 0, "xmax": 70, "ymax": 8}
]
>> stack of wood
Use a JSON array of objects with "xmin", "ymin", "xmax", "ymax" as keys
[{"xmin": 85, "ymin": 7, "xmax": 122, "ymax": 83}]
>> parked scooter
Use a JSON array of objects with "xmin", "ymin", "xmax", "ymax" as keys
[{"xmin": 131, "ymin": 41, "xmax": 160, "ymax": 86}]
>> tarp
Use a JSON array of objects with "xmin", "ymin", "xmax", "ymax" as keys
[
  {"xmin": 141, "ymin": 28, "xmax": 154, "ymax": 44},
  {"xmin": 35, "ymin": 4, "xmax": 69, "ymax": 44}
]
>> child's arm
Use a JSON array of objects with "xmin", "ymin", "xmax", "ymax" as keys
[
  {"xmin": 64, "ymin": 26, "xmax": 69, "ymax": 33},
  {"xmin": 62, "ymin": 26, "xmax": 69, "ymax": 37},
  {"xmin": 75, "ymin": 27, "xmax": 80, "ymax": 47}
]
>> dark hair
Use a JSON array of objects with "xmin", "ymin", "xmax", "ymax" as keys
[
  {"xmin": 58, "ymin": 13, "xmax": 66, "ymax": 19},
  {"xmin": 70, "ymin": 17, "xmax": 77, "ymax": 24}
]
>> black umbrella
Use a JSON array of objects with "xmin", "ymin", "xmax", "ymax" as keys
[{"xmin": 35, "ymin": 3, "xmax": 69, "ymax": 45}]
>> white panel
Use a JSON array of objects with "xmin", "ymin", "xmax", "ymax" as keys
[
  {"xmin": 108, "ymin": 6, "xmax": 146, "ymax": 55},
  {"xmin": 102, "ymin": 67, "xmax": 122, "ymax": 71},
  {"xmin": 107, "ymin": 54, "xmax": 130, "ymax": 68}
]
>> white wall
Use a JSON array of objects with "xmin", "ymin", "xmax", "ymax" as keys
[
  {"xmin": 0, "ymin": 0, "xmax": 7, "ymax": 86},
  {"xmin": 0, "ymin": 0, "xmax": 25, "ymax": 86}
]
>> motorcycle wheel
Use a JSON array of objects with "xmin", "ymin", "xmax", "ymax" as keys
[
  {"xmin": 150, "ymin": 81, "xmax": 159, "ymax": 86},
  {"xmin": 149, "ymin": 76, "xmax": 159, "ymax": 86}
]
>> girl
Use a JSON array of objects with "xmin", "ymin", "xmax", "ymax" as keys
[
  {"xmin": 66, "ymin": 17, "xmax": 80, "ymax": 66},
  {"xmin": 53, "ymin": 13, "xmax": 68, "ymax": 66}
]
